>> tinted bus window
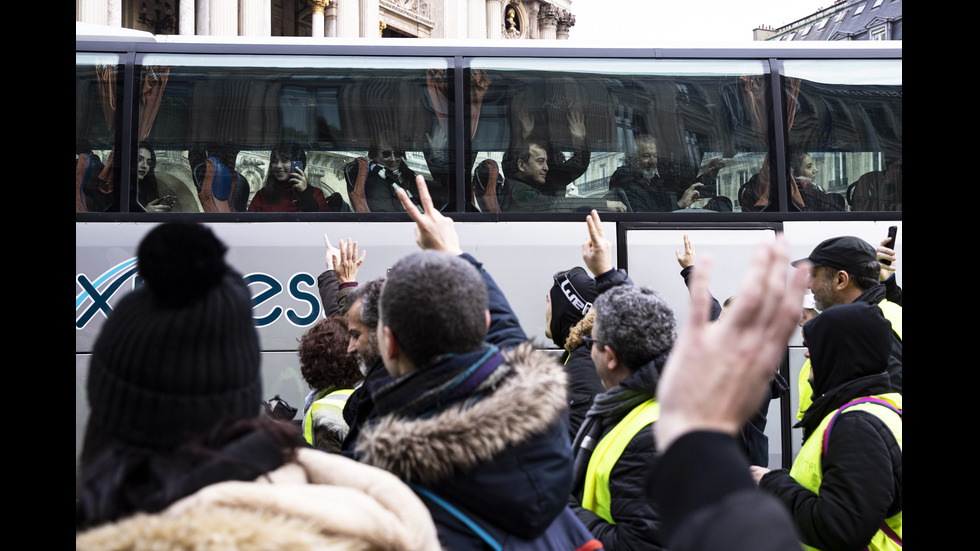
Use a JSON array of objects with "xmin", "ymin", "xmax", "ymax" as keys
[
  {"xmin": 466, "ymin": 58, "xmax": 772, "ymax": 213},
  {"xmin": 134, "ymin": 54, "xmax": 454, "ymax": 213},
  {"xmin": 76, "ymin": 53, "xmax": 123, "ymax": 213},
  {"xmin": 782, "ymin": 59, "xmax": 902, "ymax": 212}
]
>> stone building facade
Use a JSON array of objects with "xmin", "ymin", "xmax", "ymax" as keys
[{"xmin": 76, "ymin": 0, "xmax": 576, "ymax": 39}]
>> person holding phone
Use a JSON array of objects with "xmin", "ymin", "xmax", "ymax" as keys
[
  {"xmin": 135, "ymin": 144, "xmax": 175, "ymax": 212},
  {"xmin": 247, "ymin": 144, "xmax": 332, "ymax": 212}
]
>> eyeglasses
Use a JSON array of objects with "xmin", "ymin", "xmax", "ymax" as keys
[
  {"xmin": 381, "ymin": 150, "xmax": 402, "ymax": 159},
  {"xmin": 582, "ymin": 336, "xmax": 600, "ymax": 351}
]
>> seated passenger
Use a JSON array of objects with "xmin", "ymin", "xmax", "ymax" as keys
[
  {"xmin": 135, "ymin": 144, "xmax": 174, "ymax": 213},
  {"xmin": 247, "ymin": 144, "xmax": 333, "ymax": 212},
  {"xmin": 514, "ymin": 104, "xmax": 592, "ymax": 198},
  {"xmin": 363, "ymin": 140, "xmax": 421, "ymax": 212},
  {"xmin": 849, "ymin": 157, "xmax": 902, "ymax": 212},
  {"xmin": 502, "ymin": 141, "xmax": 625, "ymax": 212},
  {"xmin": 608, "ymin": 135, "xmax": 721, "ymax": 212},
  {"xmin": 791, "ymin": 150, "xmax": 843, "ymax": 212}
]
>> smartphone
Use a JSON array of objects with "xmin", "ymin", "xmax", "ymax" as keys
[
  {"xmin": 290, "ymin": 161, "xmax": 304, "ymax": 174},
  {"xmin": 881, "ymin": 226, "xmax": 898, "ymax": 265}
]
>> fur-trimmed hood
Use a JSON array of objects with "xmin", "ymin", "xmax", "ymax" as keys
[
  {"xmin": 355, "ymin": 343, "xmax": 569, "ymax": 485},
  {"xmin": 76, "ymin": 448, "xmax": 441, "ymax": 551},
  {"xmin": 355, "ymin": 343, "xmax": 573, "ymax": 540}
]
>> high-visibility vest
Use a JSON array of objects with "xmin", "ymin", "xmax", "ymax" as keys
[
  {"xmin": 581, "ymin": 398, "xmax": 659, "ymax": 524},
  {"xmin": 303, "ymin": 388, "xmax": 354, "ymax": 446},
  {"xmin": 790, "ymin": 393, "xmax": 902, "ymax": 551},
  {"xmin": 798, "ymin": 298, "xmax": 901, "ymax": 420}
]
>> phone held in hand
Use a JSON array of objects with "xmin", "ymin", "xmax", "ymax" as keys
[
  {"xmin": 291, "ymin": 161, "xmax": 304, "ymax": 175},
  {"xmin": 881, "ymin": 226, "xmax": 898, "ymax": 265}
]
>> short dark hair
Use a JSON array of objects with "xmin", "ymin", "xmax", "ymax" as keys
[
  {"xmin": 594, "ymin": 285, "xmax": 676, "ymax": 370},
  {"xmin": 298, "ymin": 316, "xmax": 363, "ymax": 390},
  {"xmin": 380, "ymin": 251, "xmax": 488, "ymax": 367},
  {"xmin": 502, "ymin": 141, "xmax": 542, "ymax": 179}
]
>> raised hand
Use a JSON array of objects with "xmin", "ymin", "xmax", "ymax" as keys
[
  {"xmin": 396, "ymin": 175, "xmax": 463, "ymax": 256},
  {"xmin": 582, "ymin": 210, "xmax": 613, "ymax": 276},
  {"xmin": 654, "ymin": 236, "xmax": 809, "ymax": 452}
]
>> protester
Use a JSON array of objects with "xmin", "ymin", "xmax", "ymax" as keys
[
  {"xmin": 75, "ymin": 222, "xmax": 440, "ymax": 551},
  {"xmin": 352, "ymin": 176, "xmax": 601, "ymax": 549},
  {"xmin": 752, "ymin": 302, "xmax": 902, "ymax": 551}
]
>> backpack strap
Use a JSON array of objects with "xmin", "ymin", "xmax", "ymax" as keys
[
  {"xmin": 411, "ymin": 485, "xmax": 501, "ymax": 550},
  {"xmin": 823, "ymin": 396, "xmax": 901, "ymax": 456}
]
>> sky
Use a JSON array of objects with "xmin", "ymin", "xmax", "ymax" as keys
[{"xmin": 568, "ymin": 0, "xmax": 834, "ymax": 42}]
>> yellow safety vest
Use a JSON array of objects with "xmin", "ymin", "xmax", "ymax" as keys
[
  {"xmin": 581, "ymin": 398, "xmax": 659, "ymax": 524},
  {"xmin": 790, "ymin": 393, "xmax": 902, "ymax": 551},
  {"xmin": 798, "ymin": 299, "xmax": 901, "ymax": 420},
  {"xmin": 303, "ymin": 388, "xmax": 354, "ymax": 446}
]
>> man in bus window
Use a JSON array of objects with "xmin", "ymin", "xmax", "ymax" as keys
[
  {"xmin": 608, "ymin": 135, "xmax": 721, "ymax": 212},
  {"xmin": 502, "ymin": 141, "xmax": 626, "ymax": 213}
]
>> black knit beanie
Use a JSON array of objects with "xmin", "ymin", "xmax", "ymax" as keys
[{"xmin": 86, "ymin": 222, "xmax": 261, "ymax": 449}]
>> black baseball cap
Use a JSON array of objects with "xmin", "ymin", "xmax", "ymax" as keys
[{"xmin": 793, "ymin": 236, "xmax": 879, "ymax": 279}]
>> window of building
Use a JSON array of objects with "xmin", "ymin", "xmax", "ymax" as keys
[
  {"xmin": 853, "ymin": 3, "xmax": 866, "ymax": 16},
  {"xmin": 871, "ymin": 26, "xmax": 886, "ymax": 40},
  {"xmin": 873, "ymin": 0, "xmax": 884, "ymax": 8}
]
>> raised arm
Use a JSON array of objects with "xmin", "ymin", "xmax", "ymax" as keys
[
  {"xmin": 582, "ymin": 210, "xmax": 632, "ymax": 293},
  {"xmin": 397, "ymin": 175, "xmax": 526, "ymax": 347}
]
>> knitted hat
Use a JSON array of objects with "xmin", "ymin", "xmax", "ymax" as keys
[
  {"xmin": 86, "ymin": 222, "xmax": 261, "ymax": 449},
  {"xmin": 549, "ymin": 267, "xmax": 597, "ymax": 349}
]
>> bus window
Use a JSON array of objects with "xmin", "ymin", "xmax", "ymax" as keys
[
  {"xmin": 466, "ymin": 58, "xmax": 772, "ymax": 213},
  {"xmin": 783, "ymin": 59, "xmax": 902, "ymax": 212},
  {"xmin": 76, "ymin": 53, "xmax": 123, "ymax": 213},
  {"xmin": 135, "ymin": 54, "xmax": 454, "ymax": 213}
]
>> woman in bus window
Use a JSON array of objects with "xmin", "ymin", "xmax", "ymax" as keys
[
  {"xmin": 791, "ymin": 150, "xmax": 843, "ymax": 212},
  {"xmin": 247, "ymin": 144, "xmax": 332, "ymax": 212},
  {"xmin": 136, "ymin": 144, "xmax": 175, "ymax": 213}
]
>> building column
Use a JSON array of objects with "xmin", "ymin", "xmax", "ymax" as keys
[
  {"xmin": 360, "ymin": 0, "xmax": 378, "ymax": 37},
  {"xmin": 556, "ymin": 9, "xmax": 574, "ymax": 39},
  {"xmin": 336, "ymin": 0, "xmax": 359, "ymax": 37},
  {"xmin": 537, "ymin": 3, "xmax": 557, "ymax": 39},
  {"xmin": 77, "ymin": 0, "xmax": 109, "ymax": 25},
  {"xmin": 310, "ymin": 0, "xmax": 328, "ymax": 36},
  {"xmin": 325, "ymin": 1, "xmax": 337, "ymax": 36},
  {"xmin": 486, "ymin": 0, "xmax": 502, "ymax": 38},
  {"xmin": 467, "ymin": 0, "xmax": 485, "ymax": 38},
  {"xmin": 240, "ymin": 0, "xmax": 270, "ymax": 36},
  {"xmin": 179, "ymin": 0, "xmax": 195, "ymax": 34},
  {"xmin": 198, "ymin": 0, "xmax": 238, "ymax": 35}
]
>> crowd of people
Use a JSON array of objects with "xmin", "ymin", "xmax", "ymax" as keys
[{"xmin": 76, "ymin": 171, "xmax": 902, "ymax": 550}]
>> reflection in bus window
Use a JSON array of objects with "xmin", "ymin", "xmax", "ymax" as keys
[
  {"xmin": 467, "ymin": 58, "xmax": 772, "ymax": 213},
  {"xmin": 76, "ymin": 54, "xmax": 123, "ymax": 213},
  {"xmin": 783, "ymin": 60, "xmax": 902, "ymax": 212},
  {"xmin": 134, "ymin": 55, "xmax": 454, "ymax": 213}
]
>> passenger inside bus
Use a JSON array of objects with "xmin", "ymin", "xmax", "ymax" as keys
[
  {"xmin": 848, "ymin": 157, "xmax": 902, "ymax": 212},
  {"xmin": 135, "ymin": 144, "xmax": 174, "ymax": 213},
  {"xmin": 512, "ymin": 95, "xmax": 592, "ymax": 199},
  {"xmin": 790, "ymin": 150, "xmax": 844, "ymax": 212},
  {"xmin": 608, "ymin": 135, "xmax": 724, "ymax": 212},
  {"xmin": 247, "ymin": 144, "xmax": 335, "ymax": 212},
  {"xmin": 502, "ymin": 141, "xmax": 626, "ymax": 213}
]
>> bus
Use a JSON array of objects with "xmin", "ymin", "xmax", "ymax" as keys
[{"xmin": 76, "ymin": 25, "xmax": 902, "ymax": 469}]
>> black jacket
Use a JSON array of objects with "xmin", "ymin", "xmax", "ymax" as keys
[
  {"xmin": 760, "ymin": 302, "xmax": 901, "ymax": 550},
  {"xmin": 570, "ymin": 353, "xmax": 666, "ymax": 550},
  {"xmin": 646, "ymin": 431, "xmax": 802, "ymax": 551}
]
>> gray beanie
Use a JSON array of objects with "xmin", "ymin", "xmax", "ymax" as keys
[{"xmin": 86, "ymin": 222, "xmax": 261, "ymax": 449}]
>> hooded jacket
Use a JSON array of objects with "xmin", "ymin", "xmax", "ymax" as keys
[
  {"xmin": 76, "ymin": 447, "xmax": 441, "ymax": 551},
  {"xmin": 355, "ymin": 343, "xmax": 576, "ymax": 548},
  {"xmin": 760, "ymin": 302, "xmax": 902, "ymax": 550}
]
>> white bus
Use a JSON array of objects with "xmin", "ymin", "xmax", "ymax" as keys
[{"xmin": 76, "ymin": 27, "xmax": 902, "ymax": 468}]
